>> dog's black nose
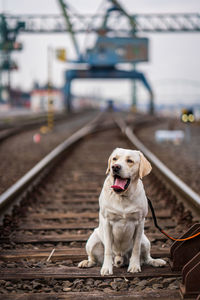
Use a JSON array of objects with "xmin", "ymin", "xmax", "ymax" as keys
[{"xmin": 112, "ymin": 164, "xmax": 121, "ymax": 173}]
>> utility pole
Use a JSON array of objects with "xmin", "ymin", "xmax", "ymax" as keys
[
  {"xmin": 132, "ymin": 63, "xmax": 137, "ymax": 112},
  {"xmin": 47, "ymin": 46, "xmax": 54, "ymax": 130}
]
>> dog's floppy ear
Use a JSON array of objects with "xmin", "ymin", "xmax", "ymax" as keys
[
  {"xmin": 139, "ymin": 152, "xmax": 152, "ymax": 179},
  {"xmin": 106, "ymin": 156, "xmax": 111, "ymax": 175}
]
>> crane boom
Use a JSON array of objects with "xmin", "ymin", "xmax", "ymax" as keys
[
  {"xmin": 57, "ymin": 0, "xmax": 80, "ymax": 59},
  {"xmin": 3, "ymin": 13, "xmax": 200, "ymax": 34},
  {"xmin": 109, "ymin": 0, "xmax": 136, "ymax": 34}
]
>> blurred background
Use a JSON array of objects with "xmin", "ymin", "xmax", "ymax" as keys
[{"xmin": 0, "ymin": 0, "xmax": 200, "ymax": 117}]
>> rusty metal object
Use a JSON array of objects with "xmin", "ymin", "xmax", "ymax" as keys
[
  {"xmin": 170, "ymin": 223, "xmax": 200, "ymax": 271},
  {"xmin": 180, "ymin": 252, "xmax": 200, "ymax": 299}
]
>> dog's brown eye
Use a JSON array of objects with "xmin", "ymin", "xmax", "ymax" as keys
[
  {"xmin": 127, "ymin": 159, "xmax": 133, "ymax": 163},
  {"xmin": 113, "ymin": 157, "xmax": 117, "ymax": 161}
]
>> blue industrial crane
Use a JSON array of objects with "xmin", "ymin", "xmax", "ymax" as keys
[
  {"xmin": 57, "ymin": 0, "xmax": 154, "ymax": 113},
  {"xmin": 2, "ymin": 1, "xmax": 199, "ymax": 111}
]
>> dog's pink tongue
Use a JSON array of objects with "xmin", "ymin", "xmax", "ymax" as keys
[{"xmin": 111, "ymin": 178, "xmax": 127, "ymax": 190}]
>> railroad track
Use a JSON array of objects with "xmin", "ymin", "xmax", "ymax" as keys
[
  {"xmin": 0, "ymin": 112, "xmax": 199, "ymax": 299},
  {"xmin": 0, "ymin": 110, "xmax": 93, "ymax": 144}
]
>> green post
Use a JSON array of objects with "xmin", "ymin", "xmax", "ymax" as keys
[
  {"xmin": 149, "ymin": 91, "xmax": 154, "ymax": 115},
  {"xmin": 131, "ymin": 63, "xmax": 137, "ymax": 112},
  {"xmin": 0, "ymin": 53, "xmax": 2, "ymax": 102}
]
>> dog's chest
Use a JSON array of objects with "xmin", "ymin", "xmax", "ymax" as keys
[
  {"xmin": 104, "ymin": 207, "xmax": 141, "ymax": 223},
  {"xmin": 107, "ymin": 210, "xmax": 140, "ymax": 250}
]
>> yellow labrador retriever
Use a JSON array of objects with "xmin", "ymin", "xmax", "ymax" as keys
[{"xmin": 78, "ymin": 148, "xmax": 166, "ymax": 275}]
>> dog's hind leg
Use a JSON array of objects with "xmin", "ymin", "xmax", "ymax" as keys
[
  {"xmin": 78, "ymin": 228, "xmax": 103, "ymax": 268},
  {"xmin": 140, "ymin": 234, "xmax": 166, "ymax": 267}
]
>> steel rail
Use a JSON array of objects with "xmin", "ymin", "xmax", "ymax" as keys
[
  {"xmin": 0, "ymin": 113, "xmax": 103, "ymax": 222},
  {"xmin": 0, "ymin": 113, "xmax": 64, "ymax": 143},
  {"xmin": 115, "ymin": 117, "xmax": 200, "ymax": 220},
  {"xmin": 0, "ymin": 111, "xmax": 83, "ymax": 143}
]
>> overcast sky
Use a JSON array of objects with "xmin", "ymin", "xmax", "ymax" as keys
[{"xmin": 1, "ymin": 0, "xmax": 200, "ymax": 107}]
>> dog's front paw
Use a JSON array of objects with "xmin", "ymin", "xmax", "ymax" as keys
[
  {"xmin": 101, "ymin": 264, "xmax": 113, "ymax": 276},
  {"xmin": 149, "ymin": 258, "xmax": 166, "ymax": 267},
  {"xmin": 128, "ymin": 262, "xmax": 141, "ymax": 273},
  {"xmin": 78, "ymin": 259, "xmax": 95, "ymax": 268}
]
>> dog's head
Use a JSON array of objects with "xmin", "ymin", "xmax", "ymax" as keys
[{"xmin": 106, "ymin": 148, "xmax": 152, "ymax": 194}]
